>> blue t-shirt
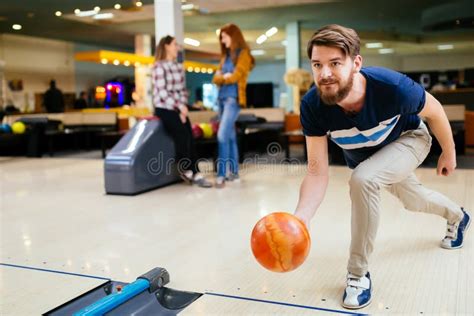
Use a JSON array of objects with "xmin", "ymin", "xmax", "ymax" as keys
[
  {"xmin": 218, "ymin": 54, "xmax": 238, "ymax": 100},
  {"xmin": 300, "ymin": 66, "xmax": 426, "ymax": 169}
]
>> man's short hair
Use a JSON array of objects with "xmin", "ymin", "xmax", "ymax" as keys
[{"xmin": 306, "ymin": 24, "xmax": 360, "ymax": 59}]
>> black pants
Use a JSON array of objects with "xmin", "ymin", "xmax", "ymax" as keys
[{"xmin": 154, "ymin": 107, "xmax": 199, "ymax": 174}]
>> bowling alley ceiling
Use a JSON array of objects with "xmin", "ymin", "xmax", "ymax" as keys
[{"xmin": 1, "ymin": 0, "xmax": 473, "ymax": 61}]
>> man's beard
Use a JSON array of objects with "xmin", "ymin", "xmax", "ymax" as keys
[{"xmin": 318, "ymin": 73, "xmax": 354, "ymax": 105}]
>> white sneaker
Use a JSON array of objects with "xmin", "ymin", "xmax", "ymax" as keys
[
  {"xmin": 215, "ymin": 176, "xmax": 225, "ymax": 188},
  {"xmin": 342, "ymin": 272, "xmax": 372, "ymax": 309},
  {"xmin": 179, "ymin": 170, "xmax": 193, "ymax": 185},
  {"xmin": 192, "ymin": 173, "xmax": 212, "ymax": 188}
]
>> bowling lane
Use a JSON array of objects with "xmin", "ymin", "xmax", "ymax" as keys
[
  {"xmin": 0, "ymin": 264, "xmax": 107, "ymax": 315},
  {"xmin": 1, "ymin": 158, "xmax": 473, "ymax": 314}
]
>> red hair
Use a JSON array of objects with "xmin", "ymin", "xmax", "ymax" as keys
[{"xmin": 218, "ymin": 23, "xmax": 255, "ymax": 67}]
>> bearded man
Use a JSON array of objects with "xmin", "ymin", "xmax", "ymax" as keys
[{"xmin": 293, "ymin": 24, "xmax": 471, "ymax": 310}]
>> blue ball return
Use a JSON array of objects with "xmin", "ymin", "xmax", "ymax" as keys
[{"xmin": 45, "ymin": 267, "xmax": 201, "ymax": 315}]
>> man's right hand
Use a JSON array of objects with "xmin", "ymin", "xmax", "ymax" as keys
[{"xmin": 294, "ymin": 212, "xmax": 311, "ymax": 231}]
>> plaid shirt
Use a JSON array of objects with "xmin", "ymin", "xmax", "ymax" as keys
[{"xmin": 152, "ymin": 60, "xmax": 188, "ymax": 111}]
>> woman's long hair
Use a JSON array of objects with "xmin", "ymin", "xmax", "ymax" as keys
[
  {"xmin": 155, "ymin": 35, "xmax": 175, "ymax": 61},
  {"xmin": 218, "ymin": 24, "xmax": 255, "ymax": 67}
]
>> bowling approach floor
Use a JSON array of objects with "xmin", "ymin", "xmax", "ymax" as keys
[{"xmin": 1, "ymin": 157, "xmax": 473, "ymax": 315}]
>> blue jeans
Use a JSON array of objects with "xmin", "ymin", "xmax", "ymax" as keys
[{"xmin": 217, "ymin": 97, "xmax": 240, "ymax": 178}]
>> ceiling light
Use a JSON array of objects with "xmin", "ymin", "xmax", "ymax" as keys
[
  {"xmin": 378, "ymin": 48, "xmax": 394, "ymax": 54},
  {"xmin": 182, "ymin": 3, "xmax": 194, "ymax": 10},
  {"xmin": 94, "ymin": 6, "xmax": 101, "ymax": 12},
  {"xmin": 113, "ymin": 59, "xmax": 120, "ymax": 65},
  {"xmin": 114, "ymin": 4, "xmax": 121, "ymax": 10},
  {"xmin": 438, "ymin": 44, "xmax": 454, "ymax": 50},
  {"xmin": 251, "ymin": 49, "xmax": 266, "ymax": 56},
  {"xmin": 265, "ymin": 27, "xmax": 278, "ymax": 37},
  {"xmin": 134, "ymin": 62, "xmax": 141, "ymax": 67},
  {"xmin": 187, "ymin": 67, "xmax": 193, "ymax": 72},
  {"xmin": 256, "ymin": 35, "xmax": 267, "ymax": 45},
  {"xmin": 94, "ymin": 13, "xmax": 114, "ymax": 20},
  {"xmin": 101, "ymin": 59, "xmax": 108, "ymax": 64},
  {"xmin": 55, "ymin": 11, "xmax": 62, "ymax": 17},
  {"xmin": 194, "ymin": 67, "xmax": 201, "ymax": 73},
  {"xmin": 365, "ymin": 42, "xmax": 383, "ymax": 48},
  {"xmin": 207, "ymin": 69, "xmax": 213, "ymax": 74},
  {"xmin": 136, "ymin": 1, "xmax": 143, "ymax": 7},
  {"xmin": 184, "ymin": 38, "xmax": 200, "ymax": 47},
  {"xmin": 76, "ymin": 10, "xmax": 97, "ymax": 17},
  {"xmin": 74, "ymin": 9, "xmax": 81, "ymax": 14},
  {"xmin": 124, "ymin": 60, "xmax": 130, "ymax": 66},
  {"xmin": 12, "ymin": 24, "xmax": 22, "ymax": 30}
]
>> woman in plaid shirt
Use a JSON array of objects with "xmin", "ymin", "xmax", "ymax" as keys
[{"xmin": 152, "ymin": 35, "xmax": 212, "ymax": 188}]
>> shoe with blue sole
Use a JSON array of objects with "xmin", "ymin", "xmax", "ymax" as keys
[
  {"xmin": 342, "ymin": 272, "xmax": 372, "ymax": 309},
  {"xmin": 441, "ymin": 207, "xmax": 471, "ymax": 249}
]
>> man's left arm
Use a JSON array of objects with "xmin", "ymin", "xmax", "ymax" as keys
[{"xmin": 418, "ymin": 91, "xmax": 456, "ymax": 176}]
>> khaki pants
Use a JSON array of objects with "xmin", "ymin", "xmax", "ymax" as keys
[{"xmin": 347, "ymin": 122, "xmax": 463, "ymax": 276}]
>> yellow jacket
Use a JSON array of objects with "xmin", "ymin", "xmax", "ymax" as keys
[{"xmin": 212, "ymin": 49, "xmax": 253, "ymax": 107}]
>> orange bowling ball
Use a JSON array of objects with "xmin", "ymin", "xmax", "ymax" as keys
[{"xmin": 250, "ymin": 212, "xmax": 311, "ymax": 272}]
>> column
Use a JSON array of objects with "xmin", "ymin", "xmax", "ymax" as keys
[
  {"xmin": 154, "ymin": 0, "xmax": 184, "ymax": 46},
  {"xmin": 285, "ymin": 21, "xmax": 301, "ymax": 113},
  {"xmin": 134, "ymin": 34, "xmax": 152, "ymax": 110}
]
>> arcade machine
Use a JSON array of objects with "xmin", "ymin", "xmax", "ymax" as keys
[
  {"xmin": 95, "ymin": 78, "xmax": 133, "ymax": 108},
  {"xmin": 104, "ymin": 82, "xmax": 124, "ymax": 108},
  {"xmin": 104, "ymin": 117, "xmax": 181, "ymax": 195}
]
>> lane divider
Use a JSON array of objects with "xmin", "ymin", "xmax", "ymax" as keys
[
  {"xmin": 204, "ymin": 292, "xmax": 365, "ymax": 315},
  {"xmin": 0, "ymin": 263, "xmax": 110, "ymax": 281}
]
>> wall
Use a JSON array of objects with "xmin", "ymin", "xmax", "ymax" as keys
[
  {"xmin": 247, "ymin": 61, "xmax": 287, "ymax": 108},
  {"xmin": 0, "ymin": 34, "xmax": 135, "ymax": 111},
  {"xmin": 400, "ymin": 53, "xmax": 474, "ymax": 72},
  {"xmin": 0, "ymin": 34, "xmax": 75, "ymax": 111},
  {"xmin": 185, "ymin": 71, "xmax": 213, "ymax": 105},
  {"xmin": 363, "ymin": 52, "xmax": 474, "ymax": 72}
]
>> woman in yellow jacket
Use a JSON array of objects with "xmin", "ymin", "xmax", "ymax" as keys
[{"xmin": 212, "ymin": 24, "xmax": 255, "ymax": 188}]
